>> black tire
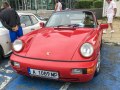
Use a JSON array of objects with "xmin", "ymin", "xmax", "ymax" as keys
[
  {"xmin": 94, "ymin": 39, "xmax": 102, "ymax": 76},
  {"xmin": 94, "ymin": 49, "xmax": 101, "ymax": 77},
  {"xmin": 101, "ymin": 40, "xmax": 103, "ymax": 50},
  {"xmin": 0, "ymin": 46, "xmax": 4, "ymax": 62}
]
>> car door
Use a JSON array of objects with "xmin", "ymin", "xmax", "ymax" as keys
[
  {"xmin": 0, "ymin": 22, "xmax": 11, "ymax": 56},
  {"xmin": 29, "ymin": 15, "xmax": 41, "ymax": 30},
  {"xmin": 20, "ymin": 15, "xmax": 33, "ymax": 35}
]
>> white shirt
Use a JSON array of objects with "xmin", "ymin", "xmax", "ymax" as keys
[
  {"xmin": 106, "ymin": 1, "xmax": 117, "ymax": 15},
  {"xmin": 56, "ymin": 2, "xmax": 62, "ymax": 11}
]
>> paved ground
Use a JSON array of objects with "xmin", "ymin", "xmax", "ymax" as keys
[
  {"xmin": 0, "ymin": 44, "xmax": 120, "ymax": 90},
  {"xmin": 99, "ymin": 18, "xmax": 120, "ymax": 44}
]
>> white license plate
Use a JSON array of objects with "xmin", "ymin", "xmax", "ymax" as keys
[{"xmin": 28, "ymin": 68, "xmax": 59, "ymax": 79}]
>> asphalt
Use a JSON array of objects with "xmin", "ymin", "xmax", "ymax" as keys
[{"xmin": 0, "ymin": 44, "xmax": 120, "ymax": 90}]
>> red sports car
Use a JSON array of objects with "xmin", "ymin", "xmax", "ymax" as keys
[{"xmin": 10, "ymin": 10, "xmax": 108, "ymax": 82}]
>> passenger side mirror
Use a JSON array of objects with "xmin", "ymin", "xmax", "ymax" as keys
[
  {"xmin": 100, "ymin": 24, "xmax": 108, "ymax": 29},
  {"xmin": 40, "ymin": 22, "xmax": 45, "ymax": 28},
  {"xmin": 21, "ymin": 23, "xmax": 26, "ymax": 28}
]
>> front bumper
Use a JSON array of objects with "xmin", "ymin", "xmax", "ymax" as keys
[{"xmin": 10, "ymin": 54, "xmax": 98, "ymax": 82}]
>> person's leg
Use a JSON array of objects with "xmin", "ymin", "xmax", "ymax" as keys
[
  {"xmin": 9, "ymin": 30, "xmax": 17, "ymax": 43},
  {"xmin": 103, "ymin": 17, "xmax": 108, "ymax": 34},
  {"xmin": 108, "ymin": 15, "xmax": 114, "ymax": 33},
  {"xmin": 109, "ymin": 23, "xmax": 114, "ymax": 33},
  {"xmin": 17, "ymin": 26, "xmax": 23, "ymax": 37}
]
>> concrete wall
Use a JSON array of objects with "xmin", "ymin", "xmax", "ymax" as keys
[{"xmin": 103, "ymin": 0, "xmax": 120, "ymax": 17}]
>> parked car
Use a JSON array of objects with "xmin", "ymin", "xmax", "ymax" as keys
[
  {"xmin": 0, "ymin": 13, "xmax": 45, "ymax": 61},
  {"xmin": 10, "ymin": 10, "xmax": 108, "ymax": 82},
  {"xmin": 34, "ymin": 14, "xmax": 47, "ymax": 21},
  {"xmin": 19, "ymin": 13, "xmax": 46, "ymax": 34}
]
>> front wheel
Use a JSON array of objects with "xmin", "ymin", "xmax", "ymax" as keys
[{"xmin": 94, "ymin": 51, "xmax": 101, "ymax": 76}]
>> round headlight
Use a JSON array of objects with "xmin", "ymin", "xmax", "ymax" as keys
[
  {"xmin": 80, "ymin": 43, "xmax": 94, "ymax": 57},
  {"xmin": 13, "ymin": 40, "xmax": 23, "ymax": 52}
]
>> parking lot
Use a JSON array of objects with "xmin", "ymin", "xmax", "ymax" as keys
[{"xmin": 0, "ymin": 44, "xmax": 120, "ymax": 90}]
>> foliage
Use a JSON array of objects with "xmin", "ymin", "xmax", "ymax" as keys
[
  {"xmin": 93, "ymin": 0, "xmax": 103, "ymax": 8},
  {"xmin": 75, "ymin": 0, "xmax": 103, "ymax": 9}
]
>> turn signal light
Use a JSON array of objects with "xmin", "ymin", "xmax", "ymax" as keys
[{"xmin": 87, "ymin": 66, "xmax": 96, "ymax": 74}]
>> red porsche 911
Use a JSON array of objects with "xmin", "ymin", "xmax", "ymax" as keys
[{"xmin": 10, "ymin": 10, "xmax": 108, "ymax": 82}]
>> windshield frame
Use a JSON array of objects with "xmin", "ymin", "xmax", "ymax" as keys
[{"xmin": 45, "ymin": 10, "xmax": 98, "ymax": 28}]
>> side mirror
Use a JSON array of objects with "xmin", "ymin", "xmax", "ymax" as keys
[
  {"xmin": 21, "ymin": 23, "xmax": 26, "ymax": 28},
  {"xmin": 100, "ymin": 24, "xmax": 108, "ymax": 29},
  {"xmin": 40, "ymin": 22, "xmax": 45, "ymax": 28}
]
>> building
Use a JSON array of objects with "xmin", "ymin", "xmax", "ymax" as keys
[
  {"xmin": 0, "ymin": 0, "xmax": 77, "ymax": 10},
  {"xmin": 103, "ymin": 0, "xmax": 120, "ymax": 17}
]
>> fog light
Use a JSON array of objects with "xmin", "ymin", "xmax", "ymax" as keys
[
  {"xmin": 72, "ymin": 69, "xmax": 83, "ymax": 74},
  {"xmin": 13, "ymin": 62, "xmax": 20, "ymax": 68}
]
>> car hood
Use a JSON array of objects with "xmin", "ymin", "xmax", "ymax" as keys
[{"xmin": 25, "ymin": 28, "xmax": 94, "ymax": 61}]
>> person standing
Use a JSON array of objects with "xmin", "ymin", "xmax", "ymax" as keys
[
  {"xmin": 55, "ymin": 0, "xmax": 62, "ymax": 11},
  {"xmin": 103, "ymin": 0, "xmax": 117, "ymax": 34},
  {"xmin": 0, "ymin": 2, "xmax": 23, "ymax": 43}
]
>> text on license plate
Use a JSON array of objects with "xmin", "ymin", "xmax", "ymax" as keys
[{"xmin": 28, "ymin": 68, "xmax": 59, "ymax": 79}]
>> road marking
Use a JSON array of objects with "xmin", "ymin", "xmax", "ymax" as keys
[
  {"xmin": 5, "ymin": 69, "xmax": 14, "ymax": 74},
  {"xmin": 0, "ymin": 67, "xmax": 13, "ymax": 74},
  {"xmin": 0, "ymin": 74, "xmax": 3, "ymax": 77},
  {"xmin": 5, "ymin": 61, "xmax": 11, "ymax": 68},
  {"xmin": 0, "ymin": 76, "xmax": 12, "ymax": 90},
  {"xmin": 59, "ymin": 82, "xmax": 71, "ymax": 90},
  {"xmin": 0, "ymin": 67, "xmax": 5, "ymax": 72}
]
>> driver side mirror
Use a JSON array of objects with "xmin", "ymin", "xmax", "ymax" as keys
[
  {"xmin": 100, "ymin": 24, "xmax": 108, "ymax": 29},
  {"xmin": 40, "ymin": 22, "xmax": 45, "ymax": 28}
]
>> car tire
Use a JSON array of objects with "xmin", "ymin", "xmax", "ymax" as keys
[
  {"xmin": 94, "ymin": 51, "xmax": 101, "ymax": 76},
  {"xmin": 0, "ymin": 46, "xmax": 4, "ymax": 62}
]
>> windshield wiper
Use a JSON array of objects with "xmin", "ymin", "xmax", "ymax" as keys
[
  {"xmin": 68, "ymin": 24, "xmax": 80, "ymax": 28},
  {"xmin": 56, "ymin": 25, "xmax": 69, "ymax": 28},
  {"xmin": 56, "ymin": 24, "xmax": 80, "ymax": 28}
]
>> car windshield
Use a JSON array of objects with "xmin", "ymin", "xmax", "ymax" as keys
[
  {"xmin": 46, "ymin": 11, "xmax": 96, "ymax": 28},
  {"xmin": 0, "ymin": 21, "xmax": 3, "ymax": 28}
]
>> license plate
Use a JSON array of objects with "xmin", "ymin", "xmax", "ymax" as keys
[{"xmin": 28, "ymin": 68, "xmax": 59, "ymax": 79}]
